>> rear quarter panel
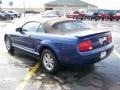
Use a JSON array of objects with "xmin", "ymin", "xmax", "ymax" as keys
[{"xmin": 31, "ymin": 33, "xmax": 78, "ymax": 61}]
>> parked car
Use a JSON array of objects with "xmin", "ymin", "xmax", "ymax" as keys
[
  {"xmin": 66, "ymin": 11, "xmax": 85, "ymax": 20},
  {"xmin": 25, "ymin": 10, "xmax": 40, "ymax": 14},
  {"xmin": 108, "ymin": 12, "xmax": 114, "ymax": 21},
  {"xmin": 41, "ymin": 10, "xmax": 62, "ymax": 18},
  {"xmin": 113, "ymin": 13, "xmax": 120, "ymax": 21},
  {"xmin": 0, "ymin": 11, "xmax": 8, "ymax": 20},
  {"xmin": 85, "ymin": 12, "xmax": 93, "ymax": 20},
  {"xmin": 87, "ymin": 12, "xmax": 100, "ymax": 21},
  {"xmin": 7, "ymin": 10, "xmax": 21, "ymax": 18},
  {"xmin": 4, "ymin": 18, "xmax": 114, "ymax": 73},
  {"xmin": 0, "ymin": 11, "xmax": 15, "ymax": 20},
  {"xmin": 98, "ymin": 12, "xmax": 110, "ymax": 20}
]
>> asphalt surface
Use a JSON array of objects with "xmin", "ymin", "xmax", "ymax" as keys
[{"xmin": 0, "ymin": 18, "xmax": 120, "ymax": 90}]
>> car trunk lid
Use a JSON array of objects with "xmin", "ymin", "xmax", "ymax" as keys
[{"xmin": 69, "ymin": 30, "xmax": 112, "ymax": 52}]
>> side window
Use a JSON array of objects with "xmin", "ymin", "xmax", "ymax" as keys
[
  {"xmin": 22, "ymin": 22, "xmax": 40, "ymax": 32},
  {"xmin": 37, "ymin": 24, "xmax": 44, "ymax": 33}
]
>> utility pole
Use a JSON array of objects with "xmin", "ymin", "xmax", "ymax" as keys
[
  {"xmin": 0, "ymin": 0, "xmax": 2, "ymax": 11},
  {"xmin": 64, "ymin": 5, "xmax": 67, "ymax": 17},
  {"xmin": 23, "ymin": 0, "xmax": 25, "ymax": 17},
  {"xmin": 0, "ymin": 4, "xmax": 1, "ymax": 11}
]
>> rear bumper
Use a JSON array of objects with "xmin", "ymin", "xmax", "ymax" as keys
[{"xmin": 59, "ymin": 43, "xmax": 114, "ymax": 67}]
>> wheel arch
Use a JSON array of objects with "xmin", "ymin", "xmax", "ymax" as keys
[
  {"xmin": 38, "ymin": 45, "xmax": 60, "ymax": 62},
  {"xmin": 4, "ymin": 34, "xmax": 9, "ymax": 41}
]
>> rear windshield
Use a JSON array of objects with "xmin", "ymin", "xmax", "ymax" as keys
[{"xmin": 53, "ymin": 21, "xmax": 90, "ymax": 33}]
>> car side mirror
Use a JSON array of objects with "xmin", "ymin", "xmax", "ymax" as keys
[{"xmin": 16, "ymin": 27, "xmax": 22, "ymax": 32}]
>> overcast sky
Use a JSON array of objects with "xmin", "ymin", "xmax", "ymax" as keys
[
  {"xmin": 83, "ymin": 0, "xmax": 120, "ymax": 10},
  {"xmin": 1, "ymin": 0, "xmax": 120, "ymax": 10}
]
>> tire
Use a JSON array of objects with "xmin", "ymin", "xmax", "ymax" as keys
[
  {"xmin": 10, "ymin": 17, "xmax": 13, "ymax": 20},
  {"xmin": 95, "ymin": 18, "xmax": 98, "ymax": 21},
  {"xmin": 41, "ymin": 49, "xmax": 59, "ymax": 73},
  {"xmin": 73, "ymin": 16, "xmax": 76, "ymax": 19},
  {"xmin": 116, "ymin": 19, "xmax": 119, "ymax": 21},
  {"xmin": 18, "ymin": 16, "xmax": 20, "ymax": 18},
  {"xmin": 5, "ymin": 36, "xmax": 14, "ymax": 53},
  {"xmin": 102, "ymin": 18, "xmax": 104, "ymax": 21},
  {"xmin": 0, "ymin": 16, "xmax": 2, "ymax": 20},
  {"xmin": 15, "ymin": 14, "xmax": 17, "ymax": 18},
  {"xmin": 6, "ymin": 16, "xmax": 9, "ymax": 20}
]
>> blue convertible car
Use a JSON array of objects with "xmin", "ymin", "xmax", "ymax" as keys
[{"xmin": 4, "ymin": 18, "xmax": 114, "ymax": 73}]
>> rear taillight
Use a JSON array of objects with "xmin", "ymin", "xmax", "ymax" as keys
[
  {"xmin": 107, "ymin": 34, "xmax": 112, "ymax": 43},
  {"xmin": 79, "ymin": 40, "xmax": 93, "ymax": 52}
]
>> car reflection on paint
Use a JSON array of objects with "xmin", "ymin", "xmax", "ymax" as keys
[{"xmin": 4, "ymin": 18, "xmax": 114, "ymax": 73}]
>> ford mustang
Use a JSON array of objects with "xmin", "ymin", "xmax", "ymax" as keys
[{"xmin": 4, "ymin": 18, "xmax": 114, "ymax": 73}]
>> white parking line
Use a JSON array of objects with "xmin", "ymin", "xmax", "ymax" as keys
[{"xmin": 114, "ymin": 50, "xmax": 120, "ymax": 59}]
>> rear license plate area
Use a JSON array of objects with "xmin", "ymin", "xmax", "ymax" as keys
[{"xmin": 100, "ymin": 51, "xmax": 106, "ymax": 59}]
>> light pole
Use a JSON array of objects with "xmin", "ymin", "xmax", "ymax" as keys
[
  {"xmin": 0, "ymin": 4, "xmax": 1, "ymax": 11},
  {"xmin": 0, "ymin": 0, "xmax": 2, "ymax": 11},
  {"xmin": 23, "ymin": 0, "xmax": 25, "ymax": 17},
  {"xmin": 64, "ymin": 4, "xmax": 67, "ymax": 17}
]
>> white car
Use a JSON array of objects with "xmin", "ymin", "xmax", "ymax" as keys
[
  {"xmin": 7, "ymin": 10, "xmax": 21, "ymax": 18},
  {"xmin": 41, "ymin": 10, "xmax": 62, "ymax": 18}
]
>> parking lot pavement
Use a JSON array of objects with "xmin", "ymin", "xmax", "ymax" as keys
[
  {"xmin": 0, "ymin": 22, "xmax": 37, "ymax": 90},
  {"xmin": 0, "ymin": 19, "xmax": 120, "ymax": 90}
]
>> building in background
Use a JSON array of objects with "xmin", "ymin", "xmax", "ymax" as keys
[
  {"xmin": 0, "ymin": 0, "xmax": 97, "ymax": 13},
  {"xmin": 45, "ymin": 0, "xmax": 97, "ymax": 15}
]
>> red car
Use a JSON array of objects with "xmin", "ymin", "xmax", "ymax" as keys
[
  {"xmin": 98, "ymin": 13, "xmax": 110, "ymax": 20},
  {"xmin": 113, "ymin": 13, "xmax": 120, "ymax": 21},
  {"xmin": 66, "ymin": 11, "xmax": 85, "ymax": 20}
]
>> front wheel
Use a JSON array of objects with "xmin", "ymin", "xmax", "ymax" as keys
[
  {"xmin": 5, "ymin": 36, "xmax": 14, "ymax": 53},
  {"xmin": 41, "ymin": 49, "xmax": 59, "ymax": 73}
]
